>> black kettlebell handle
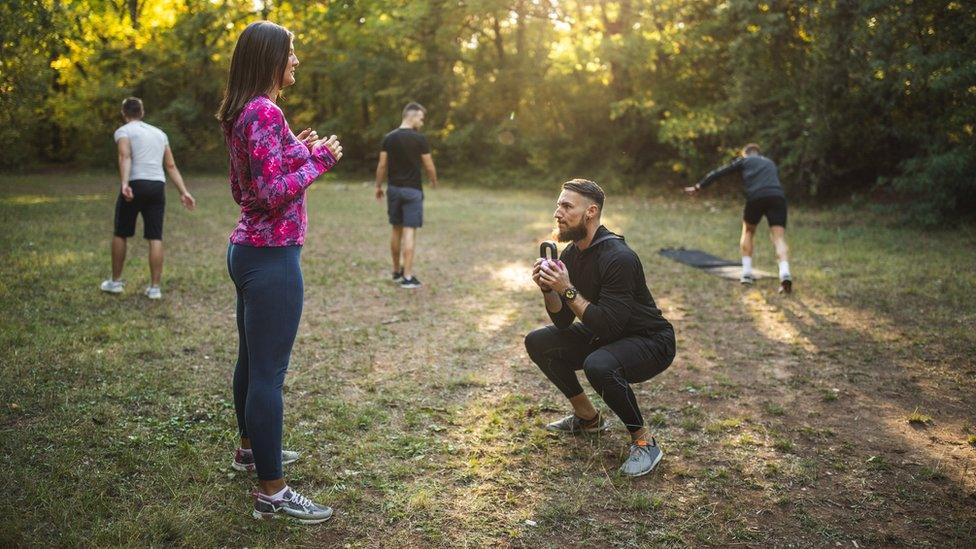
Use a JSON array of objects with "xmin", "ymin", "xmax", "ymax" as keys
[{"xmin": 540, "ymin": 240, "xmax": 557, "ymax": 261}]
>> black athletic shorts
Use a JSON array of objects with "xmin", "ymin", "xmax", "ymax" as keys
[
  {"xmin": 114, "ymin": 179, "xmax": 166, "ymax": 240},
  {"xmin": 743, "ymin": 195, "xmax": 787, "ymax": 228}
]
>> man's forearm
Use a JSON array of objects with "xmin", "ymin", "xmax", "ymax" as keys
[
  {"xmin": 426, "ymin": 167, "xmax": 438, "ymax": 186},
  {"xmin": 375, "ymin": 166, "xmax": 386, "ymax": 187},
  {"xmin": 167, "ymin": 167, "xmax": 188, "ymax": 194},
  {"xmin": 119, "ymin": 157, "xmax": 131, "ymax": 185},
  {"xmin": 543, "ymin": 289, "xmax": 563, "ymax": 313},
  {"xmin": 566, "ymin": 295, "xmax": 591, "ymax": 320}
]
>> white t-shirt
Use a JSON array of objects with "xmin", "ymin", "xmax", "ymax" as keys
[{"xmin": 113, "ymin": 121, "xmax": 169, "ymax": 183}]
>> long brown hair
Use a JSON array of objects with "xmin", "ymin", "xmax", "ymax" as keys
[{"xmin": 216, "ymin": 21, "xmax": 293, "ymax": 128}]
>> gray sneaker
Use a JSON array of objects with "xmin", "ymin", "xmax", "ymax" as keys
[
  {"xmin": 252, "ymin": 488, "xmax": 333, "ymax": 524},
  {"xmin": 619, "ymin": 438, "xmax": 663, "ymax": 477},
  {"xmin": 545, "ymin": 413, "xmax": 611, "ymax": 435},
  {"xmin": 740, "ymin": 273, "xmax": 755, "ymax": 286},
  {"xmin": 232, "ymin": 448, "xmax": 301, "ymax": 473}
]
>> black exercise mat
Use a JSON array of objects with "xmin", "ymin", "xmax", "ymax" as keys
[{"xmin": 658, "ymin": 247, "xmax": 773, "ymax": 280}]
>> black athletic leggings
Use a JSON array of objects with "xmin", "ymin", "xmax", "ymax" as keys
[
  {"xmin": 525, "ymin": 323, "xmax": 675, "ymax": 432},
  {"xmin": 227, "ymin": 244, "xmax": 303, "ymax": 481}
]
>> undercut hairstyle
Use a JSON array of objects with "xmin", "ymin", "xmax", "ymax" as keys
[
  {"xmin": 216, "ymin": 21, "xmax": 294, "ymax": 127},
  {"xmin": 562, "ymin": 178, "xmax": 605, "ymax": 210},
  {"xmin": 743, "ymin": 143, "xmax": 761, "ymax": 155},
  {"xmin": 402, "ymin": 102, "xmax": 427, "ymax": 119},
  {"xmin": 122, "ymin": 97, "xmax": 144, "ymax": 119}
]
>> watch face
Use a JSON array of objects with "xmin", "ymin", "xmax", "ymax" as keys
[{"xmin": 564, "ymin": 288, "xmax": 578, "ymax": 300}]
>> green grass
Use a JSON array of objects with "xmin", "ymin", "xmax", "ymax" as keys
[{"xmin": 1, "ymin": 172, "xmax": 975, "ymax": 546}]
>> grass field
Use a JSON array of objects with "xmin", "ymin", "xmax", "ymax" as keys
[{"xmin": 1, "ymin": 172, "xmax": 974, "ymax": 547}]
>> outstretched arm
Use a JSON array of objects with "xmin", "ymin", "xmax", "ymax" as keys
[{"xmin": 685, "ymin": 157, "xmax": 744, "ymax": 195}]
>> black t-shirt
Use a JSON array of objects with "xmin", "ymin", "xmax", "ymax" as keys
[
  {"xmin": 381, "ymin": 128, "xmax": 430, "ymax": 189},
  {"xmin": 548, "ymin": 226, "xmax": 673, "ymax": 342}
]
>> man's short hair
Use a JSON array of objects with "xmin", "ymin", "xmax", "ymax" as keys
[
  {"xmin": 122, "ymin": 97, "xmax": 144, "ymax": 119},
  {"xmin": 562, "ymin": 178, "xmax": 605, "ymax": 210},
  {"xmin": 742, "ymin": 143, "xmax": 761, "ymax": 155},
  {"xmin": 402, "ymin": 102, "xmax": 427, "ymax": 118}
]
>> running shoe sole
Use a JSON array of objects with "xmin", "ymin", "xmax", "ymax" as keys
[
  {"xmin": 545, "ymin": 418, "xmax": 612, "ymax": 435},
  {"xmin": 252, "ymin": 509, "xmax": 333, "ymax": 524}
]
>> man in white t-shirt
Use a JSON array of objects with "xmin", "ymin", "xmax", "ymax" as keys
[{"xmin": 100, "ymin": 97, "xmax": 195, "ymax": 299}]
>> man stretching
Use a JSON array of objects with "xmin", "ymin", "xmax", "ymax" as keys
[
  {"xmin": 685, "ymin": 143, "xmax": 793, "ymax": 293},
  {"xmin": 526, "ymin": 179, "xmax": 676, "ymax": 477},
  {"xmin": 100, "ymin": 97, "xmax": 195, "ymax": 299},
  {"xmin": 374, "ymin": 102, "xmax": 437, "ymax": 289}
]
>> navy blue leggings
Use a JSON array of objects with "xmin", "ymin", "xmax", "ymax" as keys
[{"xmin": 227, "ymin": 244, "xmax": 303, "ymax": 481}]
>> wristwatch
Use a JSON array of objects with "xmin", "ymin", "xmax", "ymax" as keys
[{"xmin": 562, "ymin": 287, "xmax": 578, "ymax": 301}]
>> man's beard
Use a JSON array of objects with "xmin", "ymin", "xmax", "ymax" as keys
[{"xmin": 557, "ymin": 219, "xmax": 587, "ymax": 243}]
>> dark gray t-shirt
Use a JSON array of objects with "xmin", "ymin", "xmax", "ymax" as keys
[{"xmin": 698, "ymin": 154, "xmax": 785, "ymax": 201}]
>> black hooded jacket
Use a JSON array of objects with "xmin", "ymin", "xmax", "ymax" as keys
[{"xmin": 548, "ymin": 225, "xmax": 672, "ymax": 342}]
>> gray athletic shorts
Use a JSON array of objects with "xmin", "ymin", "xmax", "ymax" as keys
[{"xmin": 387, "ymin": 185, "xmax": 424, "ymax": 228}]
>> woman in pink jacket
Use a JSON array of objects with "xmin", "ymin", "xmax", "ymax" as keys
[{"xmin": 216, "ymin": 21, "xmax": 342, "ymax": 524}]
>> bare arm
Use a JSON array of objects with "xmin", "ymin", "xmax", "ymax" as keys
[
  {"xmin": 163, "ymin": 146, "xmax": 195, "ymax": 210},
  {"xmin": 117, "ymin": 138, "xmax": 133, "ymax": 200},
  {"xmin": 375, "ymin": 151, "xmax": 388, "ymax": 200},
  {"xmin": 421, "ymin": 153, "xmax": 437, "ymax": 188}
]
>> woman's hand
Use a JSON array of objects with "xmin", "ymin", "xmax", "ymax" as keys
[
  {"xmin": 296, "ymin": 128, "xmax": 319, "ymax": 152},
  {"xmin": 313, "ymin": 135, "xmax": 343, "ymax": 160}
]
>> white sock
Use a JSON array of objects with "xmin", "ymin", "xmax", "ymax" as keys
[
  {"xmin": 261, "ymin": 485, "xmax": 289, "ymax": 501},
  {"xmin": 779, "ymin": 261, "xmax": 791, "ymax": 280},
  {"xmin": 741, "ymin": 256, "xmax": 753, "ymax": 276},
  {"xmin": 238, "ymin": 447, "xmax": 253, "ymax": 455}
]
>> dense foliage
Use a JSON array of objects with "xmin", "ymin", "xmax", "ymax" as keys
[{"xmin": 2, "ymin": 0, "xmax": 973, "ymax": 221}]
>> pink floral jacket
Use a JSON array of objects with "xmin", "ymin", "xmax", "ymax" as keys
[{"xmin": 225, "ymin": 96, "xmax": 337, "ymax": 247}]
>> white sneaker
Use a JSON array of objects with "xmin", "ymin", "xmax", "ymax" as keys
[
  {"xmin": 145, "ymin": 286, "xmax": 162, "ymax": 300},
  {"xmin": 100, "ymin": 279, "xmax": 125, "ymax": 294}
]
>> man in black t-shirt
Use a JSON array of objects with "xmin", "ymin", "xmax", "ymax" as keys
[
  {"xmin": 527, "ymin": 179, "xmax": 676, "ymax": 477},
  {"xmin": 374, "ymin": 102, "xmax": 438, "ymax": 289}
]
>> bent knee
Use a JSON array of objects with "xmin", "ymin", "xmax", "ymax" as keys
[
  {"xmin": 524, "ymin": 328, "xmax": 550, "ymax": 356},
  {"xmin": 582, "ymin": 350, "xmax": 617, "ymax": 379}
]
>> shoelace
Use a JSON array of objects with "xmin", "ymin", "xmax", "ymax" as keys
[
  {"xmin": 287, "ymin": 490, "xmax": 314, "ymax": 509},
  {"xmin": 629, "ymin": 442, "xmax": 656, "ymax": 461}
]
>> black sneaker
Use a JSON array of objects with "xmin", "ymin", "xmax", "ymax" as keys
[
  {"xmin": 400, "ymin": 276, "xmax": 421, "ymax": 289},
  {"xmin": 252, "ymin": 488, "xmax": 333, "ymax": 524},
  {"xmin": 779, "ymin": 277, "xmax": 793, "ymax": 294},
  {"xmin": 392, "ymin": 269, "xmax": 404, "ymax": 282}
]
